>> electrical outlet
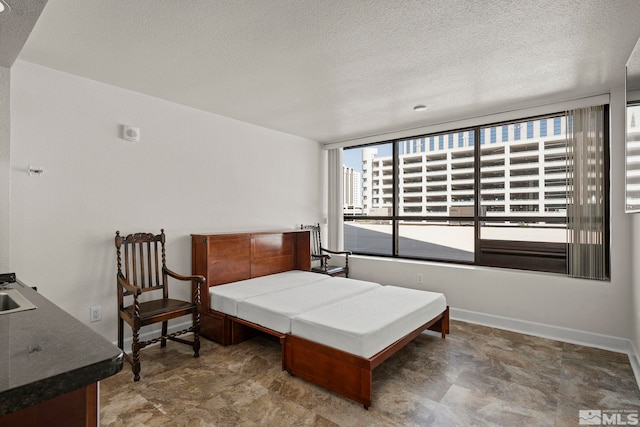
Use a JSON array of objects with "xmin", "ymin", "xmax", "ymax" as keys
[
  {"xmin": 417, "ymin": 273, "xmax": 424, "ymax": 284},
  {"xmin": 90, "ymin": 305, "xmax": 102, "ymax": 322}
]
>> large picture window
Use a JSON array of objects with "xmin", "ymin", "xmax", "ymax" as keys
[{"xmin": 342, "ymin": 107, "xmax": 610, "ymax": 279}]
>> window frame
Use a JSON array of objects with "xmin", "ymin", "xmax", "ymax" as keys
[{"xmin": 342, "ymin": 108, "xmax": 610, "ymax": 278}]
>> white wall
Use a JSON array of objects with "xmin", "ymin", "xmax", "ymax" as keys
[
  {"xmin": 9, "ymin": 60, "xmax": 323, "ymax": 341},
  {"xmin": 0, "ymin": 66, "xmax": 9, "ymax": 271},
  {"xmin": 348, "ymin": 87, "xmax": 633, "ymax": 342}
]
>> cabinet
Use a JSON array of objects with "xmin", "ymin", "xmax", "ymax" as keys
[{"xmin": 0, "ymin": 383, "xmax": 98, "ymax": 427}]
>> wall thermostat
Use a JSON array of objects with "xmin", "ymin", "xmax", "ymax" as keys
[{"xmin": 121, "ymin": 125, "xmax": 140, "ymax": 142}]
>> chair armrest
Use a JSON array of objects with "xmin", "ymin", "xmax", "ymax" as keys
[
  {"xmin": 163, "ymin": 266, "xmax": 206, "ymax": 285},
  {"xmin": 321, "ymin": 247, "xmax": 352, "ymax": 257},
  {"xmin": 117, "ymin": 273, "xmax": 141, "ymax": 296},
  {"xmin": 163, "ymin": 267, "xmax": 206, "ymax": 305}
]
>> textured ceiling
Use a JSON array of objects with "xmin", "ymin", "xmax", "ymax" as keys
[
  {"xmin": 15, "ymin": 0, "xmax": 640, "ymax": 143},
  {"xmin": 0, "ymin": 0, "xmax": 47, "ymax": 68}
]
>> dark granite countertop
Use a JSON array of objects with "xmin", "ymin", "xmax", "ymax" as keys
[{"xmin": 0, "ymin": 279, "xmax": 123, "ymax": 416}]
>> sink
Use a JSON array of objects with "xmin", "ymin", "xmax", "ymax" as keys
[{"xmin": 0, "ymin": 289, "xmax": 37, "ymax": 314}]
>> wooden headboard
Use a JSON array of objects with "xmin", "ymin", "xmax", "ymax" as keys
[{"xmin": 191, "ymin": 230, "xmax": 311, "ymax": 314}]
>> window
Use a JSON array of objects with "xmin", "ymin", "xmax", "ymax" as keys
[{"xmin": 342, "ymin": 108, "xmax": 610, "ymax": 278}]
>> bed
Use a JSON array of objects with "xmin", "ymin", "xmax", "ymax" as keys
[{"xmin": 191, "ymin": 230, "xmax": 449, "ymax": 408}]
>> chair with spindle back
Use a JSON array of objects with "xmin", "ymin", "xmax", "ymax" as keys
[
  {"xmin": 301, "ymin": 223, "xmax": 351, "ymax": 277},
  {"xmin": 115, "ymin": 229, "xmax": 205, "ymax": 381}
]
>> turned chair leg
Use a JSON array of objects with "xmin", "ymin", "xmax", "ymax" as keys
[
  {"xmin": 161, "ymin": 321, "xmax": 168, "ymax": 348},
  {"xmin": 193, "ymin": 313, "xmax": 200, "ymax": 358},
  {"xmin": 132, "ymin": 328, "xmax": 141, "ymax": 382},
  {"xmin": 117, "ymin": 318, "xmax": 124, "ymax": 351}
]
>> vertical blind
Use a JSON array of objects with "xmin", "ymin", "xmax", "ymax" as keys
[
  {"xmin": 566, "ymin": 105, "xmax": 607, "ymax": 280},
  {"xmin": 327, "ymin": 148, "xmax": 344, "ymax": 251}
]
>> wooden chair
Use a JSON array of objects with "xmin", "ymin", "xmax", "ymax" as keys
[
  {"xmin": 115, "ymin": 229, "xmax": 206, "ymax": 381},
  {"xmin": 301, "ymin": 223, "xmax": 351, "ymax": 277}
]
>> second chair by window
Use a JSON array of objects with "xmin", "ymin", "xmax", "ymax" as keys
[{"xmin": 301, "ymin": 223, "xmax": 351, "ymax": 277}]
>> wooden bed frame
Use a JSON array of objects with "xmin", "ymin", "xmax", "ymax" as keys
[{"xmin": 191, "ymin": 229, "xmax": 449, "ymax": 408}]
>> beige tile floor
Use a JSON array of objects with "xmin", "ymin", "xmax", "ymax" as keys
[{"xmin": 100, "ymin": 320, "xmax": 640, "ymax": 426}]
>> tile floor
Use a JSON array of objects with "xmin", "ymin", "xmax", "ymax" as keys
[{"xmin": 100, "ymin": 320, "xmax": 640, "ymax": 426}]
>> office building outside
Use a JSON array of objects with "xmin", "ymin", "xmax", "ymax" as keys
[
  {"xmin": 349, "ymin": 116, "xmax": 569, "ymax": 222},
  {"xmin": 343, "ymin": 166, "xmax": 362, "ymax": 215}
]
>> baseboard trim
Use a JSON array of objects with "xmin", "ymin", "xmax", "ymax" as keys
[
  {"xmin": 451, "ymin": 307, "xmax": 640, "ymax": 391},
  {"xmin": 629, "ymin": 341, "xmax": 640, "ymax": 393},
  {"xmin": 450, "ymin": 307, "xmax": 632, "ymax": 354}
]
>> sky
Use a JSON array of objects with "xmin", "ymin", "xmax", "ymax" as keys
[
  {"xmin": 343, "ymin": 144, "xmax": 393, "ymax": 173},
  {"xmin": 343, "ymin": 148, "xmax": 362, "ymax": 172}
]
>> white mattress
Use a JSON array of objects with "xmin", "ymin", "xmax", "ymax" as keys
[
  {"xmin": 209, "ymin": 270, "xmax": 331, "ymax": 316},
  {"xmin": 291, "ymin": 286, "xmax": 447, "ymax": 358},
  {"xmin": 236, "ymin": 277, "xmax": 381, "ymax": 334}
]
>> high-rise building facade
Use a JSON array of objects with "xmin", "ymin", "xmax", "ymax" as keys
[
  {"xmin": 343, "ymin": 166, "xmax": 362, "ymax": 214},
  {"xmin": 352, "ymin": 116, "xmax": 569, "ymax": 219}
]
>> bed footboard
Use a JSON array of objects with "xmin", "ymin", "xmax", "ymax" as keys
[
  {"xmin": 284, "ymin": 334, "xmax": 374, "ymax": 408},
  {"xmin": 284, "ymin": 307, "xmax": 449, "ymax": 409}
]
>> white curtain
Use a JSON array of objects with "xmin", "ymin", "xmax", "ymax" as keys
[
  {"xmin": 327, "ymin": 148, "xmax": 344, "ymax": 251},
  {"xmin": 566, "ymin": 105, "xmax": 607, "ymax": 280}
]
